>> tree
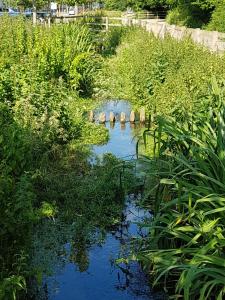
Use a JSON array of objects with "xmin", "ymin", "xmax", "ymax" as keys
[
  {"xmin": 102, "ymin": 0, "xmax": 166, "ymax": 10},
  {"xmin": 165, "ymin": 0, "xmax": 218, "ymax": 27}
]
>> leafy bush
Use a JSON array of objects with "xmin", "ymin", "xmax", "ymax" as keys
[
  {"xmin": 207, "ymin": 2, "xmax": 225, "ymax": 32},
  {"xmin": 99, "ymin": 28, "xmax": 224, "ymax": 117},
  {"xmin": 0, "ymin": 17, "xmax": 107, "ymax": 299},
  {"xmin": 166, "ymin": 5, "xmax": 203, "ymax": 28},
  {"xmin": 99, "ymin": 27, "xmax": 128, "ymax": 57},
  {"xmin": 103, "ymin": 0, "xmax": 129, "ymax": 11},
  {"xmin": 134, "ymin": 79, "xmax": 225, "ymax": 299}
]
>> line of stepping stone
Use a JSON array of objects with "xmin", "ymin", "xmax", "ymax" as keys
[{"xmin": 89, "ymin": 108, "xmax": 146, "ymax": 124}]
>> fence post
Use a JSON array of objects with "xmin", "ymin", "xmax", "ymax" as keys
[
  {"xmin": 82, "ymin": 3, "xmax": 85, "ymax": 15},
  {"xmin": 105, "ymin": 17, "xmax": 109, "ymax": 31},
  {"xmin": 120, "ymin": 112, "xmax": 126, "ymax": 123},
  {"xmin": 128, "ymin": 17, "xmax": 132, "ymax": 26}
]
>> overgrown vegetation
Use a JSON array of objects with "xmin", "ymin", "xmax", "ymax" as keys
[
  {"xmin": 206, "ymin": 2, "xmax": 225, "ymax": 32},
  {"xmin": 3, "ymin": 13, "xmax": 225, "ymax": 300},
  {"xmin": 134, "ymin": 78, "xmax": 225, "ymax": 299},
  {"xmin": 0, "ymin": 16, "xmax": 119, "ymax": 300},
  {"xmin": 102, "ymin": 0, "xmax": 225, "ymax": 32},
  {"xmin": 99, "ymin": 28, "xmax": 224, "ymax": 116},
  {"xmin": 101, "ymin": 28, "xmax": 225, "ymax": 299}
]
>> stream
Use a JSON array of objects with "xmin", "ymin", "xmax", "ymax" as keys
[{"xmin": 32, "ymin": 101, "xmax": 166, "ymax": 300}]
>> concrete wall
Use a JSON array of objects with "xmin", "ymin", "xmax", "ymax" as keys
[{"xmin": 128, "ymin": 19, "xmax": 225, "ymax": 52}]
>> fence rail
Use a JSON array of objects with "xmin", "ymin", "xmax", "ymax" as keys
[{"xmin": 54, "ymin": 14, "xmax": 225, "ymax": 52}]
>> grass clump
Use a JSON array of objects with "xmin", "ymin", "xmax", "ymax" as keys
[{"xmin": 134, "ymin": 78, "xmax": 225, "ymax": 299}]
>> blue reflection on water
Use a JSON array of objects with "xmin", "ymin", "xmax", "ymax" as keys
[
  {"xmin": 42, "ymin": 101, "xmax": 165, "ymax": 300},
  {"xmin": 93, "ymin": 100, "xmax": 140, "ymax": 159},
  {"xmin": 46, "ymin": 202, "xmax": 155, "ymax": 300}
]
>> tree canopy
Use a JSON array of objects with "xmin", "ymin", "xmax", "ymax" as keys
[
  {"xmin": 102, "ymin": 0, "xmax": 225, "ymax": 31},
  {"xmin": 102, "ymin": 0, "xmax": 219, "ymax": 11}
]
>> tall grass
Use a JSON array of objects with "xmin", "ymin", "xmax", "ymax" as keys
[
  {"xmin": 99, "ymin": 28, "xmax": 225, "ymax": 117},
  {"xmin": 135, "ymin": 79, "xmax": 225, "ymax": 299}
]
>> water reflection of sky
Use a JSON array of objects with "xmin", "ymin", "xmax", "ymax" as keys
[
  {"xmin": 45, "ymin": 200, "xmax": 156, "ymax": 300},
  {"xmin": 38, "ymin": 101, "xmax": 165, "ymax": 300},
  {"xmin": 93, "ymin": 122, "xmax": 138, "ymax": 159},
  {"xmin": 93, "ymin": 100, "xmax": 142, "ymax": 159},
  {"xmin": 46, "ymin": 237, "xmax": 152, "ymax": 300}
]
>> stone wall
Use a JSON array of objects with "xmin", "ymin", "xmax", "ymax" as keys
[{"xmin": 123, "ymin": 18, "xmax": 225, "ymax": 52}]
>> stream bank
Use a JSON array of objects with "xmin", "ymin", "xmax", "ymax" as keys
[{"xmin": 30, "ymin": 101, "xmax": 166, "ymax": 300}]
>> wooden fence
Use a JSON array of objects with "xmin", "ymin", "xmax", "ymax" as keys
[{"xmin": 54, "ymin": 14, "xmax": 225, "ymax": 52}]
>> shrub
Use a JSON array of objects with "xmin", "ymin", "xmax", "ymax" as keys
[
  {"xmin": 207, "ymin": 2, "xmax": 225, "ymax": 32},
  {"xmin": 0, "ymin": 17, "xmax": 107, "ymax": 299},
  {"xmin": 99, "ymin": 28, "xmax": 224, "ymax": 117},
  {"xmin": 166, "ymin": 5, "xmax": 203, "ymax": 28}
]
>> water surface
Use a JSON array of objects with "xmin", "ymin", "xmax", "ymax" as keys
[
  {"xmin": 93, "ymin": 100, "xmax": 139, "ymax": 158},
  {"xmin": 33, "ymin": 100, "xmax": 165, "ymax": 300}
]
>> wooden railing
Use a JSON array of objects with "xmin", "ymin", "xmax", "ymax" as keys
[
  {"xmin": 54, "ymin": 14, "xmax": 225, "ymax": 52},
  {"xmin": 55, "ymin": 15, "xmax": 126, "ymax": 31},
  {"xmin": 54, "ymin": 14, "xmax": 166, "ymax": 31},
  {"xmin": 122, "ymin": 11, "xmax": 167, "ymax": 20}
]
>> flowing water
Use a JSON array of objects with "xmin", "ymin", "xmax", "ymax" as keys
[{"xmin": 32, "ymin": 101, "xmax": 166, "ymax": 300}]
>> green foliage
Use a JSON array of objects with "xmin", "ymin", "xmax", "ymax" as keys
[
  {"xmin": 0, "ymin": 17, "xmax": 108, "ymax": 299},
  {"xmin": 34, "ymin": 153, "xmax": 132, "ymax": 223},
  {"xmin": 165, "ymin": 0, "xmax": 216, "ymax": 10},
  {"xmin": 99, "ymin": 28, "xmax": 224, "ymax": 117},
  {"xmin": 165, "ymin": 0, "xmax": 215, "ymax": 28},
  {"xmin": 38, "ymin": 201, "xmax": 58, "ymax": 219},
  {"xmin": 207, "ymin": 1, "xmax": 225, "ymax": 32},
  {"xmin": 103, "ymin": 0, "xmax": 128, "ymax": 11},
  {"xmin": 134, "ymin": 79, "xmax": 225, "ymax": 299},
  {"xmin": 0, "ymin": 275, "xmax": 26, "ymax": 300},
  {"xmin": 166, "ymin": 5, "xmax": 205, "ymax": 28},
  {"xmin": 96, "ymin": 27, "xmax": 225, "ymax": 299},
  {"xmin": 99, "ymin": 27, "xmax": 128, "ymax": 57},
  {"xmin": 26, "ymin": 152, "xmax": 136, "ymax": 286},
  {"xmin": 102, "ymin": 0, "xmax": 167, "ymax": 11},
  {"xmin": 100, "ymin": 0, "xmax": 225, "ymax": 30},
  {"xmin": 101, "ymin": 0, "xmax": 217, "ymax": 28}
]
